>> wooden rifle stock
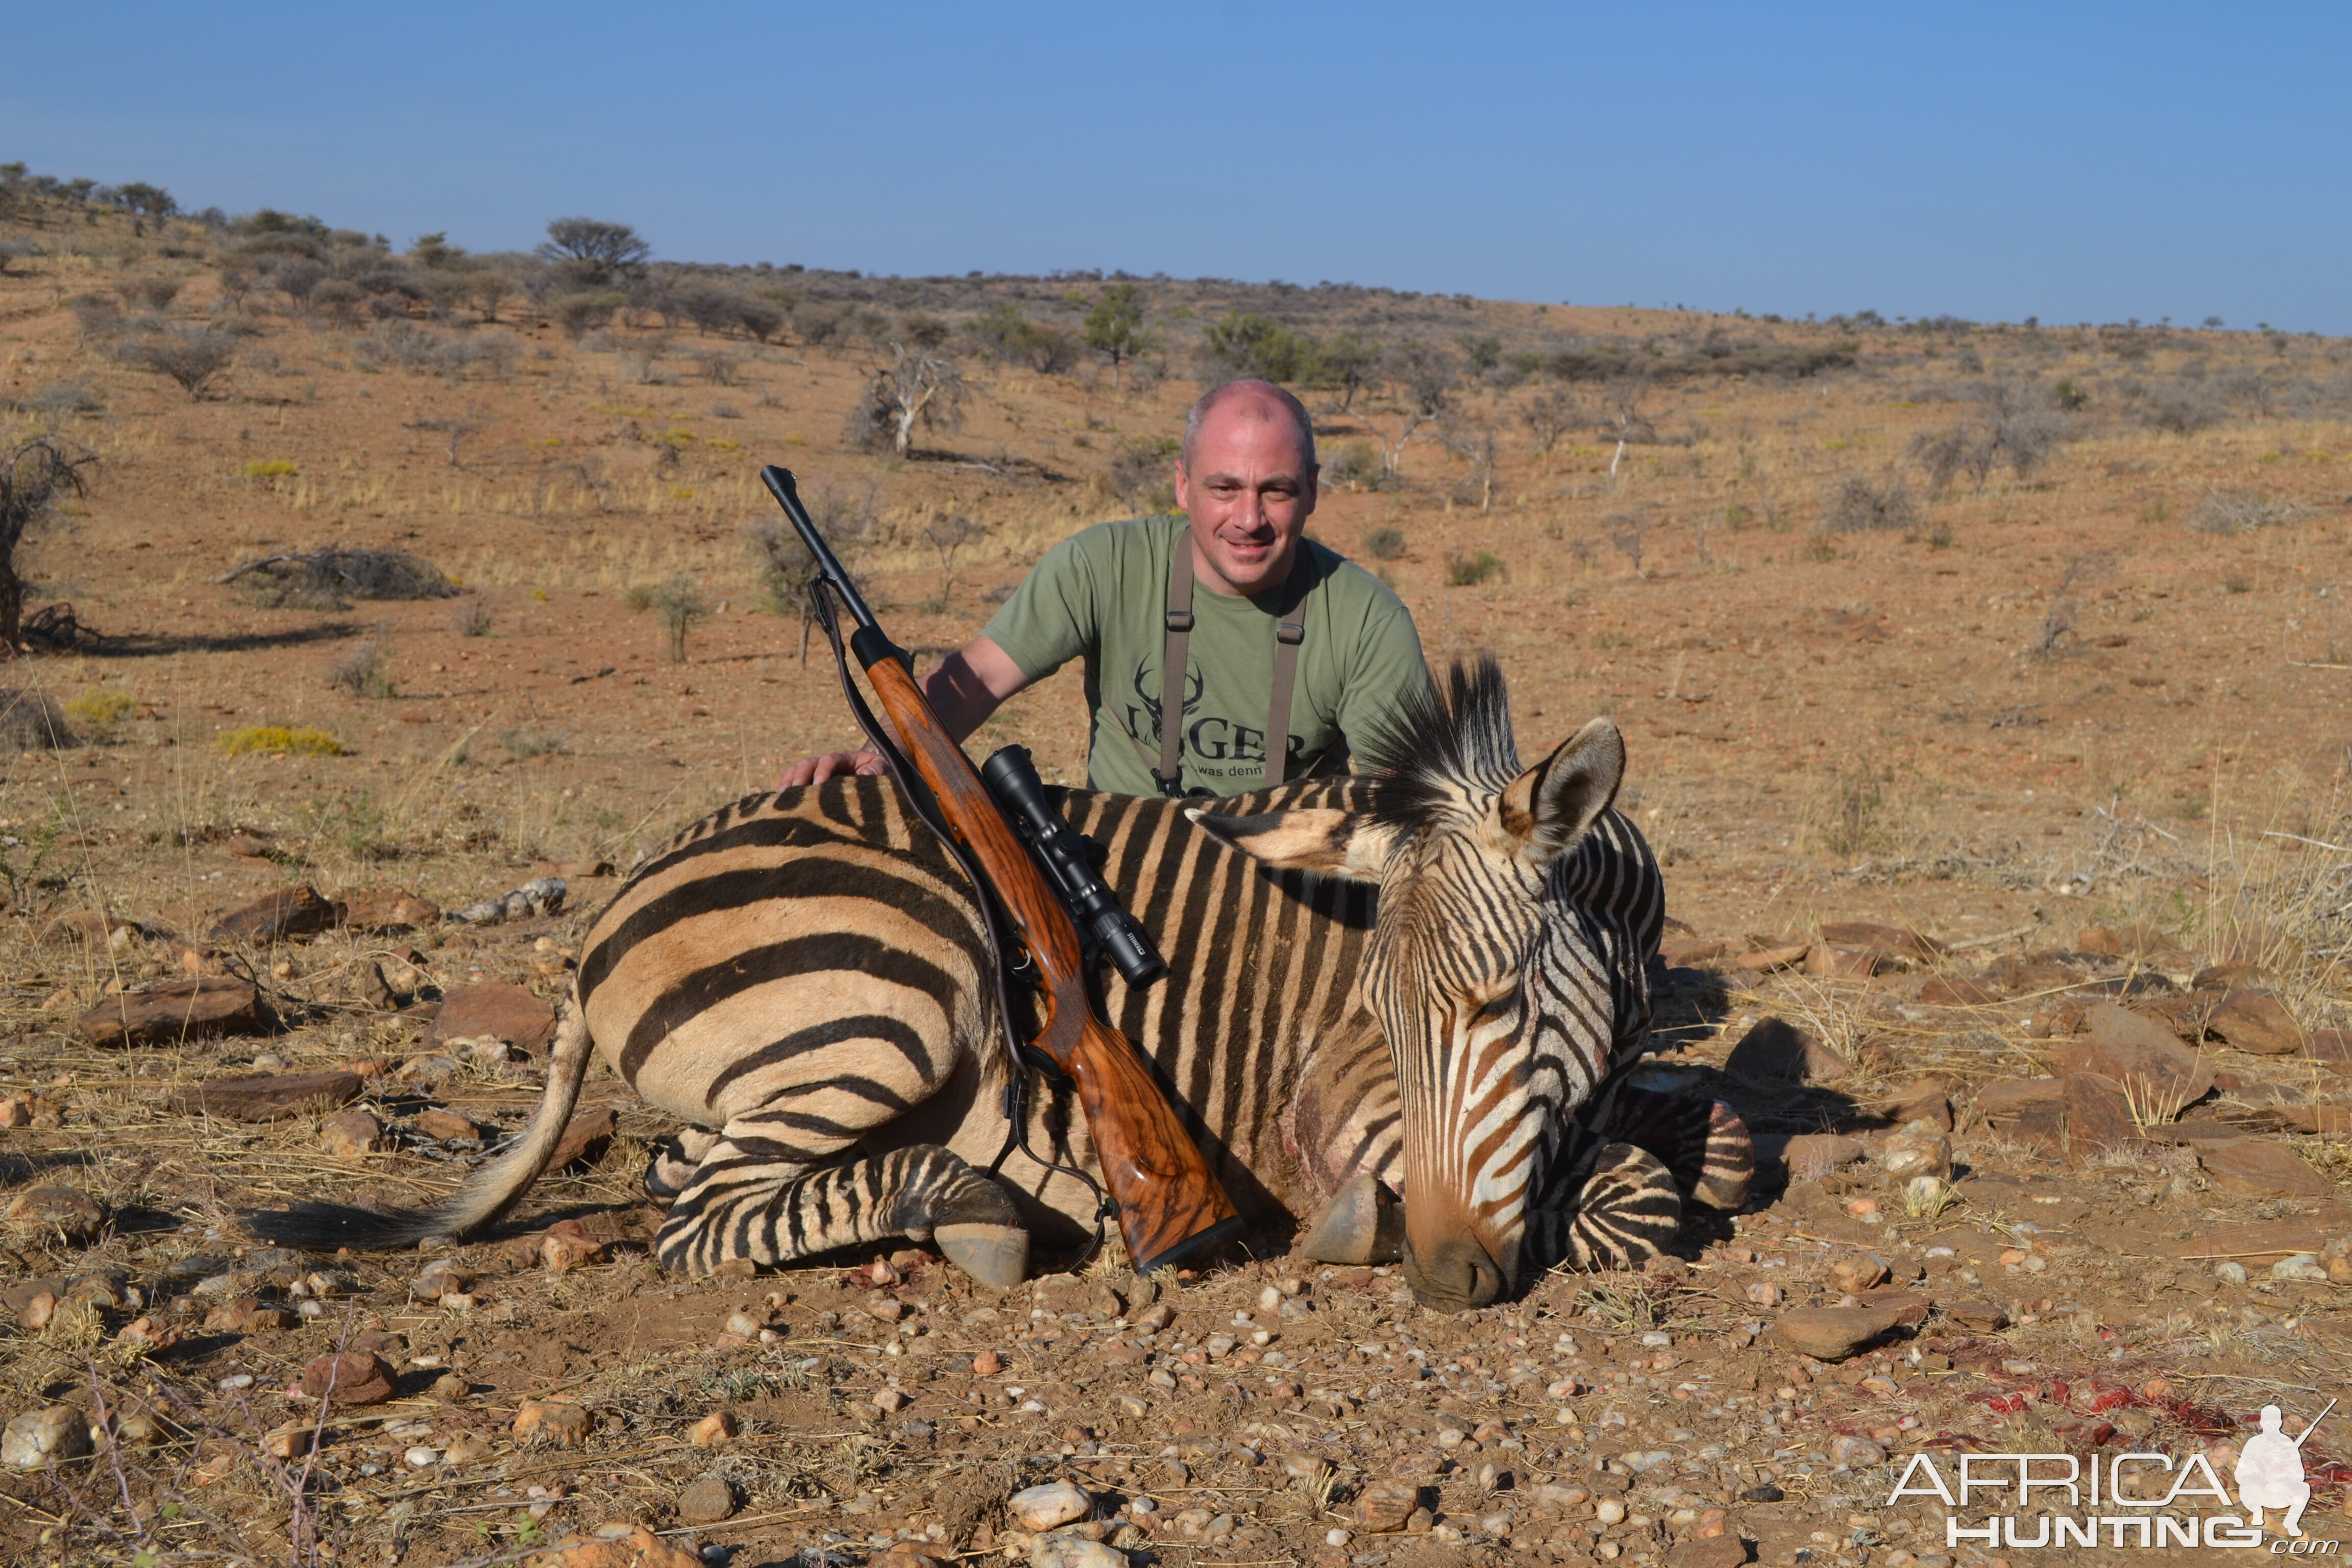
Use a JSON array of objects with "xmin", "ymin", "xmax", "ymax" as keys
[{"xmin": 856, "ymin": 650, "xmax": 1242, "ymax": 1272}]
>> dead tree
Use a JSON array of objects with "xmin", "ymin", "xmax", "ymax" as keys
[{"xmin": 0, "ymin": 438, "xmax": 95, "ymax": 652}]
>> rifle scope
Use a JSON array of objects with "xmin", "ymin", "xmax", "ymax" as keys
[{"xmin": 981, "ymin": 745, "xmax": 1167, "ymax": 987}]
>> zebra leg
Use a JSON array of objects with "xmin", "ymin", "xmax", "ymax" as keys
[
  {"xmin": 1296, "ymin": 1173, "xmax": 1405, "ymax": 1265},
  {"xmin": 656, "ymin": 1135, "xmax": 1028, "ymax": 1289},
  {"xmin": 1558, "ymin": 1142, "xmax": 1682, "ymax": 1270},
  {"xmin": 644, "ymin": 1128, "xmax": 724, "ymax": 1202},
  {"xmin": 1594, "ymin": 1088, "xmax": 1754, "ymax": 1212}
]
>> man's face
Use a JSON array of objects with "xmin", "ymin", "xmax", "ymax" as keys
[{"xmin": 1174, "ymin": 400, "xmax": 1318, "ymax": 597}]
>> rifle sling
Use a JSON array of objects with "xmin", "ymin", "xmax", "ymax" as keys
[{"xmin": 1137, "ymin": 538, "xmax": 1310, "ymax": 796}]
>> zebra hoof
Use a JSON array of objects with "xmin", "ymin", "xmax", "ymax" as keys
[
  {"xmin": 1296, "ymin": 1173, "xmax": 1404, "ymax": 1265},
  {"xmin": 937, "ymin": 1222, "xmax": 1028, "ymax": 1292}
]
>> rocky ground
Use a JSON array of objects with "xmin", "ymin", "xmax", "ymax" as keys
[{"xmin": 0, "ymin": 197, "xmax": 2348, "ymax": 1566}]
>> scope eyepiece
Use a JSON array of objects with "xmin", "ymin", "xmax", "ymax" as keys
[{"xmin": 982, "ymin": 746, "xmax": 1167, "ymax": 986}]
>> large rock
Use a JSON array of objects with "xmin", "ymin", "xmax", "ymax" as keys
[
  {"xmin": 2199, "ymin": 1140, "xmax": 2330, "ymax": 1198},
  {"xmin": 1754, "ymin": 1133, "xmax": 1865, "ymax": 1181},
  {"xmin": 2, "ymin": 1406, "xmax": 91, "ymax": 1468},
  {"xmin": 1820, "ymin": 921, "xmax": 1941, "ymax": 962},
  {"xmin": 1353, "ymin": 1478, "xmax": 1423, "ymax": 1533},
  {"xmin": 2306, "ymin": 1031, "xmax": 2352, "ymax": 1074},
  {"xmin": 1726, "ymin": 1017, "xmax": 1849, "ymax": 1086},
  {"xmin": 2174, "ymin": 1218, "xmax": 2348, "ymax": 1264},
  {"xmin": 339, "ymin": 887, "xmax": 440, "ymax": 934},
  {"xmin": 74, "ymin": 978, "xmax": 264, "ymax": 1047},
  {"xmin": 2062, "ymin": 1073, "xmax": 2145, "ymax": 1158},
  {"xmin": 319, "ymin": 1109, "xmax": 386, "ymax": 1156},
  {"xmin": 2053, "ymin": 1007, "xmax": 2217, "ymax": 1107},
  {"xmin": 1975, "ymin": 1078, "xmax": 2067, "ymax": 1154},
  {"xmin": 2206, "ymin": 990, "xmax": 2306, "ymax": 1057},
  {"xmin": 5, "ymin": 1186, "xmax": 108, "ymax": 1241},
  {"xmin": 550, "ymin": 1106, "xmax": 618, "ymax": 1171},
  {"xmin": 1007, "ymin": 1481, "xmax": 1092, "ymax": 1532},
  {"xmin": 1772, "ymin": 1306, "xmax": 1901, "ymax": 1361},
  {"xmin": 210, "ymin": 884, "xmax": 338, "ymax": 943},
  {"xmin": 425, "ymin": 983, "xmax": 557, "ymax": 1056},
  {"xmin": 172, "ymin": 1070, "xmax": 362, "ymax": 1121},
  {"xmin": 1030, "ymin": 1539, "xmax": 1126, "ymax": 1568},
  {"xmin": 675, "ymin": 1475, "xmax": 737, "ymax": 1525},
  {"xmin": 300, "ymin": 1352, "xmax": 397, "ymax": 1405}
]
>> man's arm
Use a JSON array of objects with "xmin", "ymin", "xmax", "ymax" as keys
[{"xmin": 780, "ymin": 636, "xmax": 1031, "ymax": 788}]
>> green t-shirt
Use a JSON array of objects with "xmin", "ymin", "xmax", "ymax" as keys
[{"xmin": 982, "ymin": 514, "xmax": 1435, "ymax": 796}]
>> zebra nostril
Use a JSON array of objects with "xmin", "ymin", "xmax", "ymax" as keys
[{"xmin": 1404, "ymin": 1235, "xmax": 1504, "ymax": 1311}]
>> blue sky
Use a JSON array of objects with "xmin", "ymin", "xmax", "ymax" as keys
[{"xmin": 8, "ymin": 3, "xmax": 2348, "ymax": 331}]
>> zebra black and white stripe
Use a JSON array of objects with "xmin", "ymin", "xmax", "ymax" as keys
[{"xmin": 249, "ymin": 658, "xmax": 1748, "ymax": 1305}]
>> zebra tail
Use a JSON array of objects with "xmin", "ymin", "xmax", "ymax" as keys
[{"xmin": 241, "ymin": 988, "xmax": 594, "ymax": 1252}]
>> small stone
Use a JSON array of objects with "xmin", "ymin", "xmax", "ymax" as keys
[
  {"xmin": 512, "ymin": 1398, "xmax": 591, "ymax": 1447},
  {"xmin": 414, "ymin": 1106, "xmax": 480, "ymax": 1141},
  {"xmin": 688, "ymin": 1410, "xmax": 737, "ymax": 1447},
  {"xmin": 430, "ymin": 1373, "xmax": 470, "ymax": 1402},
  {"xmin": 75, "ymin": 977, "xmax": 264, "ymax": 1047},
  {"xmin": 1666, "ymin": 1536, "xmax": 1751, "ymax": 1568},
  {"xmin": 972, "ymin": 1350, "xmax": 1004, "ymax": 1376},
  {"xmin": 540, "ymin": 1219, "xmax": 605, "ymax": 1271},
  {"xmin": 2272, "ymin": 1253, "xmax": 2330, "ymax": 1283},
  {"xmin": 873, "ymin": 1388, "xmax": 910, "ymax": 1413},
  {"xmin": 172, "ymin": 1070, "xmax": 363, "ymax": 1122},
  {"xmin": 1877, "ymin": 1119, "xmax": 1951, "ymax": 1181},
  {"xmin": 441, "ymin": 1431, "xmax": 493, "ymax": 1466},
  {"xmin": 301, "ymin": 1353, "xmax": 397, "ymax": 1405},
  {"xmin": 2199, "ymin": 1139, "xmax": 2330, "ymax": 1198},
  {"xmin": 18, "ymin": 1292, "xmax": 55, "ymax": 1330},
  {"xmin": 1008, "ymin": 1480, "xmax": 1092, "ymax": 1532},
  {"xmin": 2207, "ymin": 990, "xmax": 2306, "ymax": 1057},
  {"xmin": 318, "ymin": 1109, "xmax": 385, "ymax": 1157},
  {"xmin": 1773, "ymin": 1306, "xmax": 1901, "ymax": 1362},
  {"xmin": 676, "ymin": 1474, "xmax": 737, "ymax": 1525},
  {"xmin": 1596, "ymin": 1498, "xmax": 1629, "ymax": 1525},
  {"xmin": 1744, "ymin": 1281, "xmax": 1782, "ymax": 1307},
  {"xmin": 1354, "ymin": 1477, "xmax": 1421, "ymax": 1532},
  {"xmin": 1029, "ymin": 1539, "xmax": 1126, "ymax": 1568},
  {"xmin": 1942, "ymin": 1298, "xmax": 2010, "ymax": 1332},
  {"xmin": 6, "ymin": 1185, "xmax": 107, "ymax": 1241},
  {"xmin": 1761, "ymin": 1133, "xmax": 1866, "ymax": 1180},
  {"xmin": 1830, "ymin": 1255, "xmax": 1891, "ymax": 1293},
  {"xmin": 1830, "ymin": 1435, "xmax": 1886, "ymax": 1467},
  {"xmin": 113, "ymin": 1411, "xmax": 165, "ymax": 1447},
  {"xmin": 1, "ymin": 1406, "xmax": 89, "ymax": 1468}
]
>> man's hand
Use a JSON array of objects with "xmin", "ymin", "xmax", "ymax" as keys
[
  {"xmin": 778, "ymin": 636, "xmax": 1031, "ymax": 793},
  {"xmin": 779, "ymin": 750, "xmax": 886, "ymax": 789}
]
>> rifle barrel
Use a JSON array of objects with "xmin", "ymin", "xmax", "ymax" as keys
[{"xmin": 762, "ymin": 464, "xmax": 881, "ymax": 632}]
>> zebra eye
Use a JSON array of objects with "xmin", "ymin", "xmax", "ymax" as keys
[{"xmin": 1465, "ymin": 977, "xmax": 1521, "ymax": 1023}]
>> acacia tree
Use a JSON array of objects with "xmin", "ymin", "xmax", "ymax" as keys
[
  {"xmin": 536, "ymin": 217, "xmax": 650, "ymax": 282},
  {"xmin": 0, "ymin": 438, "xmax": 95, "ymax": 652},
  {"xmin": 1083, "ymin": 283, "xmax": 1150, "ymax": 389}
]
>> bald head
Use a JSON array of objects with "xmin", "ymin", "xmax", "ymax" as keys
[{"xmin": 1182, "ymin": 379, "xmax": 1317, "ymax": 474}]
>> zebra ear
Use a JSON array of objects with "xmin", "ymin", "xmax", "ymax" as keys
[
  {"xmin": 1186, "ymin": 807, "xmax": 1394, "ymax": 883},
  {"xmin": 1499, "ymin": 716, "xmax": 1625, "ymax": 865}
]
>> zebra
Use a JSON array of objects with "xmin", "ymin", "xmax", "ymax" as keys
[{"xmin": 252, "ymin": 658, "xmax": 1748, "ymax": 1310}]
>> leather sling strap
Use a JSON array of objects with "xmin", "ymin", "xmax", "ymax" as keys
[
  {"xmin": 1140, "ymin": 539, "xmax": 1311, "ymax": 796},
  {"xmin": 1262, "ymin": 552, "xmax": 1311, "ymax": 791},
  {"xmin": 1149, "ymin": 543, "xmax": 1195, "ymax": 795}
]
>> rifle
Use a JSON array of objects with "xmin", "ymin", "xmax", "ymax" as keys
[{"xmin": 761, "ymin": 464, "xmax": 1242, "ymax": 1275}]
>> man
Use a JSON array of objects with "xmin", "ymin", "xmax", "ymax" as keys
[
  {"xmin": 783, "ymin": 378, "xmax": 1433, "ymax": 797},
  {"xmin": 2235, "ymin": 1403, "xmax": 2315, "ymax": 1536}
]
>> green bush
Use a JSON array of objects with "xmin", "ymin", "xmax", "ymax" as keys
[
  {"xmin": 1361, "ymin": 526, "xmax": 1406, "ymax": 561},
  {"xmin": 1444, "ymin": 549, "xmax": 1506, "ymax": 586}
]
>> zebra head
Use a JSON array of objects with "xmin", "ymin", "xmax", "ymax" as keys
[{"xmin": 1192, "ymin": 657, "xmax": 1636, "ymax": 1311}]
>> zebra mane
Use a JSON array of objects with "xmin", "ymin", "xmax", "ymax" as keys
[{"xmin": 1361, "ymin": 654, "xmax": 1523, "ymax": 833}]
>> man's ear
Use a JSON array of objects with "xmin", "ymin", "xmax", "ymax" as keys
[
  {"xmin": 1496, "ymin": 717, "xmax": 1625, "ymax": 866},
  {"xmin": 1187, "ymin": 807, "xmax": 1394, "ymax": 883}
]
